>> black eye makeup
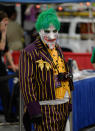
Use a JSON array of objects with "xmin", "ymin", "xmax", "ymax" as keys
[
  {"xmin": 53, "ymin": 30, "xmax": 57, "ymax": 33},
  {"xmin": 44, "ymin": 29, "xmax": 57, "ymax": 33},
  {"xmin": 44, "ymin": 30, "xmax": 50, "ymax": 33}
]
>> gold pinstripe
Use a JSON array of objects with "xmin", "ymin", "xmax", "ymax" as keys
[
  {"xmin": 52, "ymin": 74, "xmax": 56, "ymax": 130},
  {"xmin": 52, "ymin": 106, "xmax": 55, "ymax": 130},
  {"xmin": 60, "ymin": 104, "xmax": 63, "ymax": 121},
  {"xmin": 54, "ymin": 105, "xmax": 58, "ymax": 129},
  {"xmin": 30, "ymin": 54, "xmax": 37, "ymax": 99},
  {"xmin": 27, "ymin": 53, "xmax": 29, "ymax": 77},
  {"xmin": 32, "ymin": 82, "xmax": 36, "ymax": 101},
  {"xmin": 45, "ymin": 82, "xmax": 47, "ymax": 99},
  {"xmin": 33, "ymin": 78, "xmax": 37, "ymax": 98},
  {"xmin": 45, "ymin": 69, "xmax": 47, "ymax": 99},
  {"xmin": 46, "ymin": 68, "xmax": 47, "ymax": 81},
  {"xmin": 35, "ymin": 64, "xmax": 41, "ymax": 100},
  {"xmin": 24, "ymin": 53, "xmax": 29, "ymax": 103},
  {"xmin": 30, "ymin": 53, "xmax": 33, "ymax": 72},
  {"xmin": 33, "ymin": 52, "xmax": 42, "ymax": 100},
  {"xmin": 35, "ymin": 60, "xmax": 37, "ymax": 79},
  {"xmin": 49, "ymin": 70, "xmax": 53, "ymax": 100},
  {"xmin": 32, "ymin": 50, "xmax": 36, "ymax": 59},
  {"xmin": 44, "ymin": 105, "xmax": 48, "ymax": 130},
  {"xmin": 35, "ymin": 77, "xmax": 41, "ymax": 100},
  {"xmin": 56, "ymin": 105, "xmax": 59, "ymax": 129},
  {"xmin": 52, "ymin": 71, "xmax": 55, "ymax": 96},
  {"xmin": 34, "ymin": 124, "xmax": 36, "ymax": 130},
  {"xmin": 37, "ymin": 43, "xmax": 42, "ymax": 46},
  {"xmin": 38, "ymin": 125, "xmax": 40, "ymax": 131},
  {"xmin": 34, "ymin": 49, "xmax": 38, "ymax": 56},
  {"xmin": 42, "ymin": 69, "xmax": 44, "ymax": 82},
  {"xmin": 38, "ymin": 68, "xmax": 44, "ymax": 100},
  {"xmin": 41, "ymin": 106, "xmax": 45, "ymax": 131},
  {"xmin": 30, "ymin": 53, "xmax": 36, "ymax": 101},
  {"xmin": 48, "ymin": 105, "xmax": 52, "ymax": 131},
  {"xmin": 38, "ymin": 47, "xmax": 43, "ymax": 49},
  {"xmin": 57, "ymin": 104, "xmax": 61, "ymax": 121},
  {"xmin": 61, "ymin": 105, "xmax": 64, "ymax": 126},
  {"xmin": 36, "ymin": 40, "xmax": 41, "ymax": 44},
  {"xmin": 42, "ymin": 49, "xmax": 47, "ymax": 55},
  {"xmin": 63, "ymin": 103, "xmax": 64, "ymax": 115},
  {"xmin": 27, "ymin": 53, "xmax": 36, "ymax": 102},
  {"xmin": 27, "ymin": 77, "xmax": 33, "ymax": 102},
  {"xmin": 52, "ymin": 74, "xmax": 58, "ymax": 129},
  {"xmin": 19, "ymin": 57, "xmax": 25, "ymax": 101},
  {"xmin": 20, "ymin": 51, "xmax": 27, "ymax": 103},
  {"xmin": 40, "ymin": 125, "xmax": 42, "ymax": 131}
]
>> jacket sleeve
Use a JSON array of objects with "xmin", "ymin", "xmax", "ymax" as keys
[
  {"xmin": 91, "ymin": 48, "xmax": 95, "ymax": 63},
  {"xmin": 19, "ymin": 50, "xmax": 41, "ymax": 119}
]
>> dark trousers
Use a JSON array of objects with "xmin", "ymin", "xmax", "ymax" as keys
[{"xmin": 0, "ymin": 80, "xmax": 10, "ymax": 119}]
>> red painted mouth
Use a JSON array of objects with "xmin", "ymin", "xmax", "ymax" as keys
[{"xmin": 44, "ymin": 37, "xmax": 56, "ymax": 42}]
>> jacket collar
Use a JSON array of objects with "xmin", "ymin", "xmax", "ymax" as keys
[{"xmin": 35, "ymin": 36, "xmax": 64, "ymax": 68}]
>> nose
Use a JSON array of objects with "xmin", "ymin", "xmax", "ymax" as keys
[{"xmin": 49, "ymin": 32, "xmax": 55, "ymax": 39}]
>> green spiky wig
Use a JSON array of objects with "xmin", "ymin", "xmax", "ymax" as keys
[{"xmin": 35, "ymin": 8, "xmax": 60, "ymax": 32}]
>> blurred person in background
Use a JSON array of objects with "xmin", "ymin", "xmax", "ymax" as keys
[
  {"xmin": 6, "ymin": 6, "xmax": 24, "ymax": 51},
  {"xmin": 0, "ymin": 11, "xmax": 18, "ymax": 122},
  {"xmin": 19, "ymin": 8, "xmax": 73, "ymax": 131}
]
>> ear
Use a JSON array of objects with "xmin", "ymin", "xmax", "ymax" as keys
[{"xmin": 39, "ymin": 30, "xmax": 43, "ymax": 36}]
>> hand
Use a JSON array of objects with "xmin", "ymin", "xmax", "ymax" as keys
[
  {"xmin": 0, "ymin": 22, "xmax": 7, "ymax": 34},
  {"xmin": 65, "ymin": 72, "xmax": 73, "ymax": 80},
  {"xmin": 23, "ymin": 110, "xmax": 42, "ymax": 130},
  {"xmin": 0, "ymin": 17, "xmax": 8, "ymax": 33},
  {"xmin": 57, "ymin": 72, "xmax": 73, "ymax": 81},
  {"xmin": 11, "ymin": 64, "xmax": 18, "ymax": 72},
  {"xmin": 0, "ymin": 42, "xmax": 5, "ymax": 50},
  {"xmin": 57, "ymin": 72, "xmax": 67, "ymax": 81},
  {"xmin": 23, "ymin": 111, "xmax": 32, "ymax": 131},
  {"xmin": 31, "ymin": 114, "xmax": 42, "ymax": 125},
  {"xmin": 0, "ymin": 23, "xmax": 7, "ymax": 50}
]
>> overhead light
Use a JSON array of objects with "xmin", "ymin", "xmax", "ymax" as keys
[
  {"xmin": 58, "ymin": 6, "xmax": 63, "ymax": 11},
  {"xmin": 36, "ymin": 4, "xmax": 40, "ymax": 9},
  {"xmin": 86, "ymin": 2, "xmax": 91, "ymax": 6}
]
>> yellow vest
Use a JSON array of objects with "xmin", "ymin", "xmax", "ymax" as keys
[{"xmin": 48, "ymin": 48, "xmax": 71, "ymax": 99}]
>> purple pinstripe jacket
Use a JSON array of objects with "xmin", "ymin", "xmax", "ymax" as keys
[{"xmin": 19, "ymin": 36, "xmax": 73, "ymax": 119}]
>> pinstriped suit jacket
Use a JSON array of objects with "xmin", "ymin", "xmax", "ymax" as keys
[{"xmin": 19, "ymin": 36, "xmax": 73, "ymax": 119}]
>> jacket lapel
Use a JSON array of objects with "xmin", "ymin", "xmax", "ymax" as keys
[{"xmin": 36, "ymin": 37, "xmax": 54, "ymax": 66}]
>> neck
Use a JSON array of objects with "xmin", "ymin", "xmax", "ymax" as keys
[{"xmin": 48, "ymin": 43, "xmax": 55, "ymax": 49}]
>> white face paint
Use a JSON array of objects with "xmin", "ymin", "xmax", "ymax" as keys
[{"xmin": 39, "ymin": 25, "xmax": 58, "ymax": 49}]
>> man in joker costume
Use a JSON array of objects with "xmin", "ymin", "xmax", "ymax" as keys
[{"xmin": 19, "ymin": 8, "xmax": 73, "ymax": 131}]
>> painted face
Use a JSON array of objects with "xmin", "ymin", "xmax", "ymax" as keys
[{"xmin": 39, "ymin": 25, "xmax": 58, "ymax": 49}]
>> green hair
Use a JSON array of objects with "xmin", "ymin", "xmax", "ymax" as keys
[{"xmin": 35, "ymin": 8, "xmax": 60, "ymax": 32}]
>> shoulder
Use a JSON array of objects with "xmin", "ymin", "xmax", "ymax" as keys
[
  {"xmin": 21, "ymin": 38, "xmax": 41, "ymax": 60},
  {"xmin": 25, "ymin": 38, "xmax": 39, "ymax": 53}
]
